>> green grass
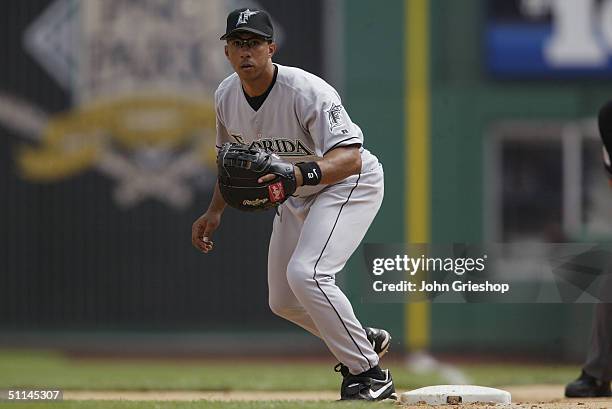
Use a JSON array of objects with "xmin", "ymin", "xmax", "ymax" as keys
[
  {"xmin": 0, "ymin": 350, "xmax": 579, "ymax": 391},
  {"xmin": 0, "ymin": 351, "xmax": 583, "ymax": 409}
]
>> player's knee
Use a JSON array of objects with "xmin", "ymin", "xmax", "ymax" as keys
[
  {"xmin": 268, "ymin": 297, "xmax": 291, "ymax": 318},
  {"xmin": 286, "ymin": 259, "xmax": 314, "ymax": 293}
]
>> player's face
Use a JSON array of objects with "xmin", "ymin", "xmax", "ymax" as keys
[{"xmin": 225, "ymin": 33, "xmax": 276, "ymax": 81}]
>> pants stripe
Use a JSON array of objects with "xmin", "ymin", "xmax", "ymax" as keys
[{"xmin": 312, "ymin": 172, "xmax": 372, "ymax": 370}]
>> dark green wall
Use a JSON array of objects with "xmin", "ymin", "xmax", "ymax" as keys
[
  {"xmin": 429, "ymin": 0, "xmax": 607, "ymax": 356},
  {"xmin": 343, "ymin": 0, "xmax": 605, "ymax": 358},
  {"xmin": 343, "ymin": 0, "xmax": 406, "ymax": 340}
]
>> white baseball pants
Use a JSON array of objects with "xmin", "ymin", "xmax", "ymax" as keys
[{"xmin": 267, "ymin": 164, "xmax": 384, "ymax": 375}]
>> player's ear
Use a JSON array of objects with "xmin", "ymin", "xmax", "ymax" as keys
[
  {"xmin": 268, "ymin": 42, "xmax": 276, "ymax": 58},
  {"xmin": 224, "ymin": 45, "xmax": 229, "ymax": 58}
]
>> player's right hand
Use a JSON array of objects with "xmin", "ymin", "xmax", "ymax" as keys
[{"xmin": 191, "ymin": 211, "xmax": 221, "ymax": 253}]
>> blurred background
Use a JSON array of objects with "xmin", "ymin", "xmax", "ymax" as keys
[{"xmin": 1, "ymin": 0, "xmax": 611, "ymax": 374}]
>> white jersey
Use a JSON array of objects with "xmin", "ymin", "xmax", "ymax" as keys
[
  {"xmin": 214, "ymin": 64, "xmax": 379, "ymax": 196},
  {"xmin": 214, "ymin": 63, "xmax": 385, "ymax": 375}
]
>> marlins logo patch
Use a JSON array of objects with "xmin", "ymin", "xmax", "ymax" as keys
[
  {"xmin": 236, "ymin": 9, "xmax": 258, "ymax": 25},
  {"xmin": 325, "ymin": 103, "xmax": 345, "ymax": 132}
]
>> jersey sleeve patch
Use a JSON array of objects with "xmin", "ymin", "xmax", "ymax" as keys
[{"xmin": 325, "ymin": 103, "xmax": 346, "ymax": 132}]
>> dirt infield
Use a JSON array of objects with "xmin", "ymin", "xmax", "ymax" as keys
[{"xmin": 64, "ymin": 385, "xmax": 612, "ymax": 408}]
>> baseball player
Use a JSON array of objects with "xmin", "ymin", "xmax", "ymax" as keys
[
  {"xmin": 191, "ymin": 7, "xmax": 395, "ymax": 401},
  {"xmin": 565, "ymin": 100, "xmax": 612, "ymax": 398}
]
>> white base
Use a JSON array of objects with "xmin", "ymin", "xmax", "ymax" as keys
[{"xmin": 400, "ymin": 385, "xmax": 511, "ymax": 405}]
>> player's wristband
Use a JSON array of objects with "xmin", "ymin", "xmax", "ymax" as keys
[{"xmin": 296, "ymin": 162, "xmax": 322, "ymax": 186}]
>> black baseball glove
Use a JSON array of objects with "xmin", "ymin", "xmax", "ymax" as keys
[{"xmin": 217, "ymin": 142, "xmax": 297, "ymax": 211}]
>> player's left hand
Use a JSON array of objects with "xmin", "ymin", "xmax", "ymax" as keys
[{"xmin": 258, "ymin": 166, "xmax": 303, "ymax": 186}]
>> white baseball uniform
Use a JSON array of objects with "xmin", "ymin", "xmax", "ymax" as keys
[{"xmin": 215, "ymin": 64, "xmax": 384, "ymax": 374}]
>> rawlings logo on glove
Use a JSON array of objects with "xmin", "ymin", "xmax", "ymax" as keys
[
  {"xmin": 217, "ymin": 142, "xmax": 297, "ymax": 211},
  {"xmin": 243, "ymin": 198, "xmax": 269, "ymax": 207}
]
